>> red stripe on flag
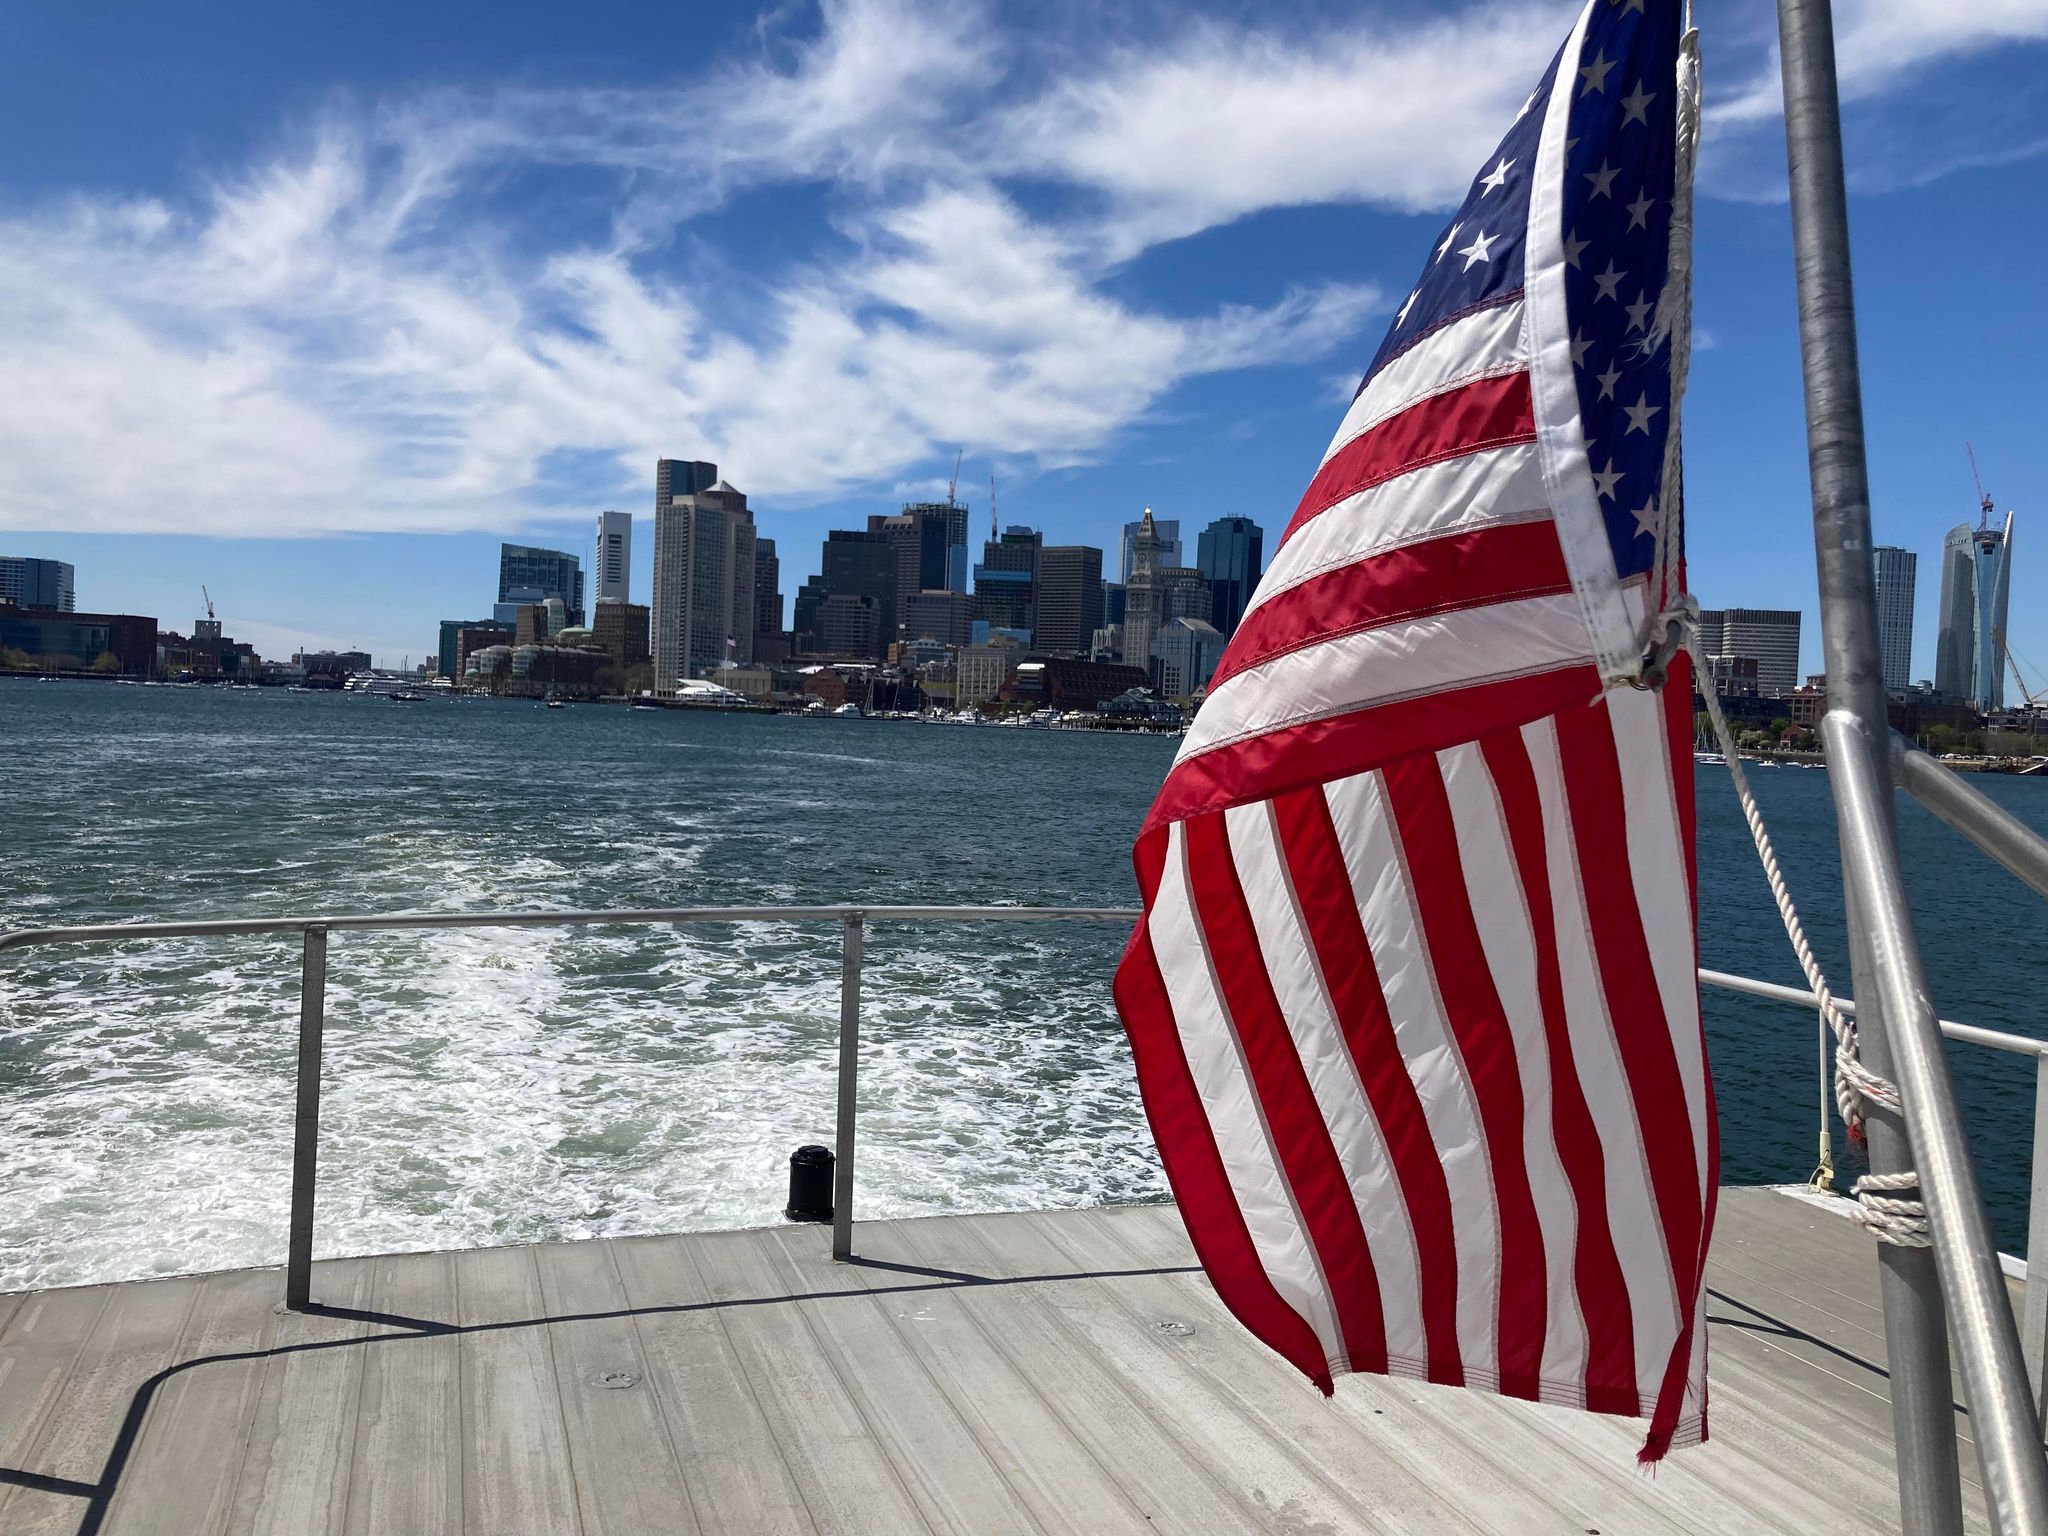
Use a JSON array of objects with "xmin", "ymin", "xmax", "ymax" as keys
[
  {"xmin": 1147, "ymin": 664, "xmax": 1602, "ymax": 835},
  {"xmin": 1554, "ymin": 702, "xmax": 1709, "ymax": 1454},
  {"xmin": 1186, "ymin": 812, "xmax": 1391, "ymax": 1374},
  {"xmin": 1211, "ymin": 522, "xmax": 1570, "ymax": 696},
  {"xmin": 1272, "ymin": 785, "xmax": 1464, "ymax": 1383},
  {"xmin": 1114, "ymin": 835, "xmax": 1336, "ymax": 1395},
  {"xmin": 1478, "ymin": 728, "xmax": 1640, "ymax": 1415},
  {"xmin": 1283, "ymin": 371, "xmax": 1536, "ymax": 546},
  {"xmin": 1380, "ymin": 756, "xmax": 1549, "ymax": 1395}
]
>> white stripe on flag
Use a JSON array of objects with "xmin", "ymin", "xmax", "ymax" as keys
[
  {"xmin": 1183, "ymin": 593, "xmax": 1594, "ymax": 767},
  {"xmin": 1321, "ymin": 301, "xmax": 1529, "ymax": 468},
  {"xmin": 1522, "ymin": 715, "xmax": 1682, "ymax": 1403},
  {"xmin": 1223, "ymin": 798, "xmax": 1430, "ymax": 1367},
  {"xmin": 1249, "ymin": 443, "xmax": 1552, "ymax": 623},
  {"xmin": 1605, "ymin": 684, "xmax": 1710, "ymax": 1192},
  {"xmin": 1148, "ymin": 820, "xmax": 1346, "ymax": 1365},
  {"xmin": 1434, "ymin": 741, "xmax": 1590, "ymax": 1393},
  {"xmin": 1324, "ymin": 770, "xmax": 1500, "ymax": 1379}
]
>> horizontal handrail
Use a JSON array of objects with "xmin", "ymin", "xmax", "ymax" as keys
[
  {"xmin": 0, "ymin": 905, "xmax": 1145, "ymax": 952},
  {"xmin": 1699, "ymin": 966, "xmax": 2048, "ymax": 1059}
]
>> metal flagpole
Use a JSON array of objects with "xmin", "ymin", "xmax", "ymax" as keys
[{"xmin": 1776, "ymin": 2, "xmax": 2048, "ymax": 1531}]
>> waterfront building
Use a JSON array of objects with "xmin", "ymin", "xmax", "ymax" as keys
[
  {"xmin": 997, "ymin": 656, "xmax": 1151, "ymax": 713},
  {"xmin": 1697, "ymin": 607, "xmax": 1801, "ymax": 696},
  {"xmin": 795, "ymin": 530, "xmax": 895, "ymax": 658},
  {"xmin": 497, "ymin": 544, "xmax": 584, "ymax": 628},
  {"xmin": 0, "ymin": 607, "xmax": 154, "ymax": 674},
  {"xmin": 1151, "ymin": 616, "xmax": 1227, "ymax": 698},
  {"xmin": 437, "ymin": 618, "xmax": 505, "ymax": 680},
  {"xmin": 1935, "ymin": 513, "xmax": 2014, "ymax": 710},
  {"xmin": 652, "ymin": 465, "xmax": 758, "ymax": 689},
  {"xmin": 752, "ymin": 539, "xmax": 784, "ymax": 660},
  {"xmin": 1195, "ymin": 516, "xmax": 1264, "ymax": 638},
  {"xmin": 1120, "ymin": 516, "xmax": 1180, "ymax": 582},
  {"xmin": 1034, "ymin": 546, "xmax": 1104, "ymax": 657},
  {"xmin": 1118, "ymin": 509, "xmax": 1168, "ymax": 670},
  {"xmin": 902, "ymin": 589, "xmax": 974, "ymax": 648},
  {"xmin": 449, "ymin": 625, "xmax": 512, "ymax": 687},
  {"xmin": 591, "ymin": 600, "xmax": 650, "ymax": 670},
  {"xmin": 957, "ymin": 636, "xmax": 1025, "ymax": 707},
  {"xmin": 0, "ymin": 556, "xmax": 75, "ymax": 613},
  {"xmin": 594, "ymin": 512, "xmax": 632, "ymax": 605},
  {"xmin": 1873, "ymin": 545, "xmax": 1916, "ymax": 694}
]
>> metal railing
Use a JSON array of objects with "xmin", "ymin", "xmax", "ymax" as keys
[{"xmin": 5, "ymin": 905, "xmax": 2047, "ymax": 1354}]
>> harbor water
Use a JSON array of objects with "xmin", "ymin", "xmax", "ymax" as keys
[{"xmin": 2, "ymin": 679, "xmax": 2044, "ymax": 1290}]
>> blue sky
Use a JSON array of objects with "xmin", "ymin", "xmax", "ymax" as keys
[{"xmin": 1, "ymin": 0, "xmax": 2045, "ymax": 680}]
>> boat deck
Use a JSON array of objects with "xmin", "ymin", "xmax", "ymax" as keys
[{"xmin": 0, "ymin": 1186, "xmax": 1998, "ymax": 1534}]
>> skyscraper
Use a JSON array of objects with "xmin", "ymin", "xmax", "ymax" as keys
[
  {"xmin": 1872, "ymin": 545, "xmax": 1916, "ymax": 693},
  {"xmin": 656, "ymin": 459, "xmax": 718, "ymax": 513},
  {"xmin": 497, "ymin": 544, "xmax": 584, "ymax": 627},
  {"xmin": 1935, "ymin": 513, "xmax": 2014, "ymax": 710},
  {"xmin": 1119, "ymin": 510, "xmax": 1168, "ymax": 670},
  {"xmin": 1034, "ymin": 546, "xmax": 1105, "ymax": 657},
  {"xmin": 1195, "ymin": 516, "xmax": 1264, "ymax": 638},
  {"xmin": 1120, "ymin": 517, "xmax": 1180, "ymax": 582},
  {"xmin": 1696, "ymin": 607, "xmax": 1801, "ymax": 696},
  {"xmin": 752, "ymin": 538, "xmax": 784, "ymax": 657},
  {"xmin": 0, "ymin": 556, "xmax": 75, "ymax": 612},
  {"xmin": 973, "ymin": 527, "xmax": 1042, "ymax": 638},
  {"xmin": 869, "ymin": 507, "xmax": 953, "ymax": 615},
  {"xmin": 594, "ymin": 511, "xmax": 632, "ymax": 605},
  {"xmin": 794, "ymin": 530, "xmax": 895, "ymax": 659},
  {"xmin": 899, "ymin": 500, "xmax": 970, "ymax": 592},
  {"xmin": 651, "ymin": 463, "xmax": 757, "ymax": 690}
]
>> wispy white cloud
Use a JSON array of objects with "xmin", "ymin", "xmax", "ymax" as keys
[{"xmin": 0, "ymin": 0, "xmax": 2038, "ymax": 538}]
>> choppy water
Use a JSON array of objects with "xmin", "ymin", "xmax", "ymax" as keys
[{"xmin": 2, "ymin": 679, "xmax": 2044, "ymax": 1289}]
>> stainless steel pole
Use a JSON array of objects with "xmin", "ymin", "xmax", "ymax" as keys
[
  {"xmin": 1779, "ymin": 2, "xmax": 2048, "ymax": 1526},
  {"xmin": 285, "ymin": 925, "xmax": 327, "ymax": 1310},
  {"xmin": 2027, "ymin": 1056, "xmax": 2048, "ymax": 1424},
  {"xmin": 1893, "ymin": 741, "xmax": 2048, "ymax": 902},
  {"xmin": 831, "ymin": 911, "xmax": 863, "ymax": 1261}
]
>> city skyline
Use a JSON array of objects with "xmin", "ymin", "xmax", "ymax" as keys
[{"xmin": 2, "ymin": 4, "xmax": 2045, "ymax": 677}]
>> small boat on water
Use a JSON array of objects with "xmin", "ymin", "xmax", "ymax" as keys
[{"xmin": 829, "ymin": 702, "xmax": 862, "ymax": 719}]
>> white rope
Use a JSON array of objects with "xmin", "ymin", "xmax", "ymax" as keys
[{"xmin": 1691, "ymin": 651, "xmax": 1929, "ymax": 1247}]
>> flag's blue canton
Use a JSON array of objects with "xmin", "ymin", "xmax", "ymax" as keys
[
  {"xmin": 1565, "ymin": 0, "xmax": 1681, "ymax": 581},
  {"xmin": 1360, "ymin": 50, "xmax": 1560, "ymax": 388}
]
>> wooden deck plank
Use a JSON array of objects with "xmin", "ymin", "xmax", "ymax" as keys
[
  {"xmin": 223, "ymin": 1259, "xmax": 373, "ymax": 1536},
  {"xmin": 341, "ymin": 1250, "xmax": 463, "ymax": 1536},
  {"xmin": 0, "ymin": 1276, "xmax": 201, "ymax": 1536},
  {"xmin": 958, "ymin": 1209, "xmax": 1456, "ymax": 1535},
  {"xmin": 1108, "ymin": 1205, "xmax": 1699, "ymax": 1536},
  {"xmin": 452, "ymin": 1244, "xmax": 581, "ymax": 1536},
  {"xmin": 101, "ymin": 1268, "xmax": 282, "ymax": 1536},
  {"xmin": 679, "ymin": 1228, "xmax": 933, "ymax": 1536},
  {"xmin": 766, "ymin": 1223, "xmax": 1158, "ymax": 1536},
  {"xmin": 605, "ymin": 1233, "xmax": 818, "ymax": 1536},
  {"xmin": 865, "ymin": 1211, "xmax": 1272, "ymax": 1533},
  {"xmin": 530, "ymin": 1238, "xmax": 702, "ymax": 1536},
  {"xmin": 0, "ymin": 1189, "xmax": 2004, "ymax": 1536}
]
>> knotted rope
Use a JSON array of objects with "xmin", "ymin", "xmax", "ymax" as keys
[{"xmin": 1690, "ymin": 652, "xmax": 1929, "ymax": 1248}]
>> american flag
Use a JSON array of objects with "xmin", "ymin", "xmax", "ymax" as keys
[{"xmin": 1112, "ymin": 0, "xmax": 1715, "ymax": 1461}]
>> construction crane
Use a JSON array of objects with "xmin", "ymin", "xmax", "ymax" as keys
[
  {"xmin": 1994, "ymin": 625, "xmax": 2047, "ymax": 708},
  {"xmin": 947, "ymin": 448, "xmax": 963, "ymax": 507},
  {"xmin": 201, "ymin": 585, "xmax": 215, "ymax": 622},
  {"xmin": 1968, "ymin": 441, "xmax": 1994, "ymax": 530},
  {"xmin": 990, "ymin": 472, "xmax": 998, "ymax": 541}
]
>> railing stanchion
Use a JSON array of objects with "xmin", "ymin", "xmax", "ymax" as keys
[
  {"xmin": 832, "ymin": 910, "xmax": 862, "ymax": 1261},
  {"xmin": 285, "ymin": 925, "xmax": 328, "ymax": 1310},
  {"xmin": 2028, "ymin": 1054, "xmax": 2048, "ymax": 1428}
]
